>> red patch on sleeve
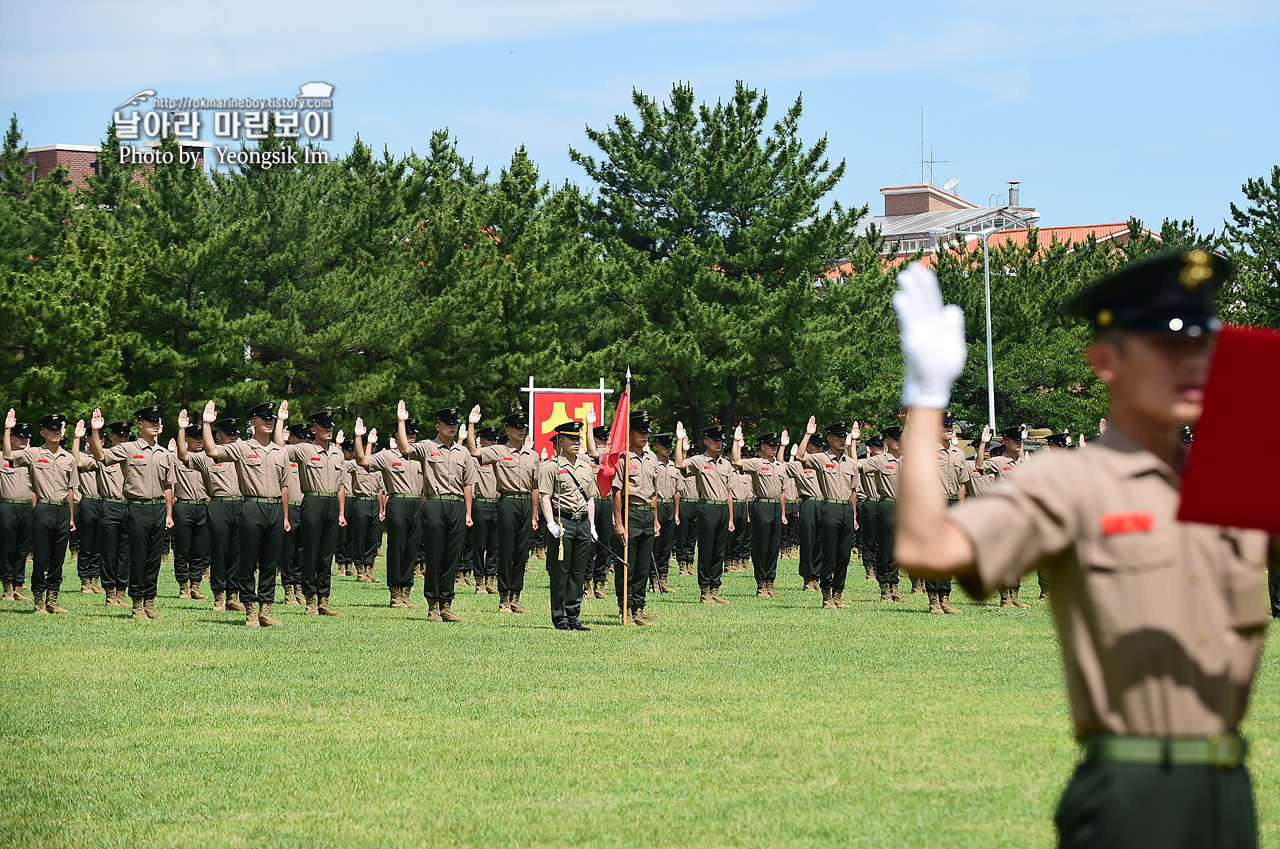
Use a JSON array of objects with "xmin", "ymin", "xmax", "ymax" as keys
[
  {"xmin": 825, "ymin": 463, "xmax": 835, "ymax": 468},
  {"xmin": 884, "ymin": 465, "xmax": 896, "ymax": 471},
  {"xmin": 290, "ymin": 463, "xmax": 297, "ymax": 468},
  {"xmin": 310, "ymin": 456, "xmax": 320, "ymax": 461},
  {"xmin": 132, "ymin": 454, "xmax": 144, "ymax": 459},
  {"xmin": 37, "ymin": 458, "xmax": 49, "ymax": 463},
  {"xmin": 247, "ymin": 454, "xmax": 259, "ymax": 459},
  {"xmin": 1100, "ymin": 511, "xmax": 1155, "ymax": 535},
  {"xmin": 760, "ymin": 465, "xmax": 771, "ymax": 471},
  {"xmin": 392, "ymin": 462, "xmax": 402, "ymax": 467},
  {"xmin": 558, "ymin": 469, "xmax": 569, "ymax": 474}
]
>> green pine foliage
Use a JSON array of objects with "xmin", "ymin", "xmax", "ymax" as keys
[{"xmin": 0, "ymin": 99, "xmax": 1275, "ymax": 430}]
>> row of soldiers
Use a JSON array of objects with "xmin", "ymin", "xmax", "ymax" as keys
[{"xmin": 1, "ymin": 398, "xmax": 1077, "ymax": 627}]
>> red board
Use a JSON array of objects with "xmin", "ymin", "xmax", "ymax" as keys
[
  {"xmin": 530, "ymin": 392, "xmax": 602, "ymax": 459},
  {"xmin": 1177, "ymin": 324, "xmax": 1280, "ymax": 534}
]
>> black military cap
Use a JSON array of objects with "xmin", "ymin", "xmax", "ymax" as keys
[
  {"xmin": 554, "ymin": 420, "xmax": 584, "ymax": 439},
  {"xmin": 340, "ymin": 439, "xmax": 355, "ymax": 452},
  {"xmin": 307, "ymin": 408, "xmax": 336, "ymax": 427},
  {"xmin": 246, "ymin": 402, "xmax": 277, "ymax": 421},
  {"xmin": 701, "ymin": 425, "xmax": 728, "ymax": 442},
  {"xmin": 1065, "ymin": 249, "xmax": 1227, "ymax": 336},
  {"xmin": 184, "ymin": 424, "xmax": 203, "ymax": 440},
  {"xmin": 38, "ymin": 414, "xmax": 66, "ymax": 431},
  {"xmin": 881, "ymin": 425, "xmax": 903, "ymax": 440},
  {"xmin": 10, "ymin": 422, "xmax": 33, "ymax": 439},
  {"xmin": 502, "ymin": 411, "xmax": 528, "ymax": 429},
  {"xmin": 999, "ymin": 426, "xmax": 1023, "ymax": 442},
  {"xmin": 942, "ymin": 412, "xmax": 958, "ymax": 428},
  {"xmin": 593, "ymin": 425, "xmax": 610, "ymax": 440},
  {"xmin": 988, "ymin": 443, "xmax": 1007, "ymax": 458},
  {"xmin": 214, "ymin": 418, "xmax": 241, "ymax": 436},
  {"xmin": 434, "ymin": 407, "xmax": 462, "ymax": 425},
  {"xmin": 825, "ymin": 421, "xmax": 851, "ymax": 436},
  {"xmin": 286, "ymin": 423, "xmax": 314, "ymax": 440},
  {"xmin": 106, "ymin": 421, "xmax": 133, "ymax": 437},
  {"xmin": 629, "ymin": 410, "xmax": 653, "ymax": 433},
  {"xmin": 758, "ymin": 432, "xmax": 781, "ymax": 447},
  {"xmin": 1180, "ymin": 424, "xmax": 1194, "ymax": 444},
  {"xmin": 653, "ymin": 432, "xmax": 674, "ymax": 448},
  {"xmin": 741, "ymin": 446, "xmax": 756, "ymax": 459},
  {"xmin": 403, "ymin": 417, "xmax": 420, "ymax": 435},
  {"xmin": 866, "ymin": 435, "xmax": 885, "ymax": 448},
  {"xmin": 476, "ymin": 425, "xmax": 501, "ymax": 441},
  {"xmin": 1045, "ymin": 432, "xmax": 1071, "ymax": 448},
  {"xmin": 134, "ymin": 405, "xmax": 163, "ymax": 422}
]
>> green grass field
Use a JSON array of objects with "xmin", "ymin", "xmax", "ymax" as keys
[{"xmin": 2, "ymin": 552, "xmax": 1277, "ymax": 849}]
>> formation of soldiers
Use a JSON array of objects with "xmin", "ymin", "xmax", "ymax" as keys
[{"xmin": 1, "ymin": 398, "xmax": 1086, "ymax": 628}]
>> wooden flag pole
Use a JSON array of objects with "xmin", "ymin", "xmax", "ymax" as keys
[{"xmin": 621, "ymin": 368, "xmax": 631, "ymax": 621}]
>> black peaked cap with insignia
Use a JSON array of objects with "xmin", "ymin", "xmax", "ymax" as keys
[
  {"xmin": 434, "ymin": 407, "xmax": 462, "ymax": 425},
  {"xmin": 246, "ymin": 402, "xmax": 277, "ymax": 421},
  {"xmin": 502, "ymin": 411, "xmax": 528, "ymax": 429},
  {"xmin": 214, "ymin": 418, "xmax": 241, "ymax": 436},
  {"xmin": 106, "ymin": 421, "xmax": 133, "ymax": 437},
  {"xmin": 825, "ymin": 421, "xmax": 851, "ymax": 436},
  {"xmin": 476, "ymin": 425, "xmax": 502, "ymax": 441},
  {"xmin": 403, "ymin": 417, "xmax": 420, "ymax": 435},
  {"xmin": 653, "ymin": 432, "xmax": 674, "ymax": 448},
  {"xmin": 286, "ymin": 423, "xmax": 314, "ymax": 440},
  {"xmin": 340, "ymin": 439, "xmax": 355, "ymax": 452},
  {"xmin": 701, "ymin": 425, "xmax": 728, "ymax": 442},
  {"xmin": 866, "ymin": 435, "xmax": 885, "ymax": 448},
  {"xmin": 629, "ymin": 410, "xmax": 653, "ymax": 433},
  {"xmin": 134, "ymin": 405, "xmax": 163, "ymax": 422},
  {"xmin": 758, "ymin": 432, "xmax": 781, "ymax": 447},
  {"xmin": 881, "ymin": 425, "xmax": 903, "ymax": 440},
  {"xmin": 184, "ymin": 424, "xmax": 203, "ymax": 440},
  {"xmin": 999, "ymin": 426, "xmax": 1023, "ymax": 442},
  {"xmin": 554, "ymin": 420, "xmax": 584, "ymax": 438},
  {"xmin": 592, "ymin": 425, "xmax": 610, "ymax": 441},
  {"xmin": 38, "ymin": 414, "xmax": 66, "ymax": 431},
  {"xmin": 11, "ymin": 422, "xmax": 33, "ymax": 439},
  {"xmin": 307, "ymin": 408, "xmax": 336, "ymax": 427},
  {"xmin": 1065, "ymin": 248, "xmax": 1228, "ymax": 336},
  {"xmin": 1045, "ymin": 432, "xmax": 1071, "ymax": 448}
]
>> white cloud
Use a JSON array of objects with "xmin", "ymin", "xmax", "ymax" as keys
[{"xmin": 1, "ymin": 0, "xmax": 803, "ymax": 99}]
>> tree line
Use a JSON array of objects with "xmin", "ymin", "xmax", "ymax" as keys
[{"xmin": 1, "ymin": 81, "xmax": 1275, "ymax": 442}]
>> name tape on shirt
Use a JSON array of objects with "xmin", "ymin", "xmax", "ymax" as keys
[{"xmin": 1100, "ymin": 511, "xmax": 1155, "ymax": 535}]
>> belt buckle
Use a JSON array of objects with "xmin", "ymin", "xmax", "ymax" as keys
[{"xmin": 1206, "ymin": 734, "xmax": 1241, "ymax": 769}]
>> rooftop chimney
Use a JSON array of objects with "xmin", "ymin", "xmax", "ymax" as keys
[{"xmin": 1008, "ymin": 181, "xmax": 1021, "ymax": 208}]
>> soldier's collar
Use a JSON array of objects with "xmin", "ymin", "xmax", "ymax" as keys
[{"xmin": 1095, "ymin": 427, "xmax": 1179, "ymax": 485}]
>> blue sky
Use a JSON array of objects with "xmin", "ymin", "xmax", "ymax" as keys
[{"xmin": 4, "ymin": 1, "xmax": 1277, "ymax": 231}]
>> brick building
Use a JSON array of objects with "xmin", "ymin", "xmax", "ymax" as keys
[{"xmin": 18, "ymin": 141, "xmax": 209, "ymax": 191}]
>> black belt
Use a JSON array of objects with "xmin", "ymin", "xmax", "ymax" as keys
[
  {"xmin": 560, "ymin": 511, "xmax": 588, "ymax": 521},
  {"xmin": 127, "ymin": 497, "xmax": 165, "ymax": 504},
  {"xmin": 210, "ymin": 496, "xmax": 242, "ymax": 502},
  {"xmin": 1083, "ymin": 733, "xmax": 1245, "ymax": 769}
]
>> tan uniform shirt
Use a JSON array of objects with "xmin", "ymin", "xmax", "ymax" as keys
[
  {"xmin": 982, "ymin": 452, "xmax": 1028, "ymax": 479},
  {"xmin": 680, "ymin": 454, "xmax": 734, "ymax": 502},
  {"xmin": 284, "ymin": 456, "xmax": 304, "ymax": 505},
  {"xmin": 951, "ymin": 427, "xmax": 1274, "ymax": 739},
  {"xmin": 75, "ymin": 456, "xmax": 100, "ymax": 498},
  {"xmin": 285, "ymin": 442, "xmax": 346, "ymax": 494},
  {"xmin": 12, "ymin": 446, "xmax": 76, "ymax": 501},
  {"xmin": 0, "ymin": 457, "xmax": 33, "ymax": 501},
  {"xmin": 407, "ymin": 439, "xmax": 478, "ymax": 498},
  {"xmin": 100, "ymin": 439, "xmax": 175, "ymax": 500},
  {"xmin": 861, "ymin": 452, "xmax": 899, "ymax": 499},
  {"xmin": 730, "ymin": 470, "xmax": 754, "ymax": 501},
  {"xmin": 474, "ymin": 460, "xmax": 498, "ymax": 499},
  {"xmin": 612, "ymin": 450, "xmax": 658, "ymax": 508},
  {"xmin": 476, "ymin": 443, "xmax": 539, "ymax": 494},
  {"xmin": 540, "ymin": 455, "xmax": 598, "ymax": 513},
  {"xmin": 174, "ymin": 459, "xmax": 208, "ymax": 501},
  {"xmin": 367, "ymin": 448, "xmax": 423, "ymax": 496},
  {"xmin": 937, "ymin": 445, "xmax": 969, "ymax": 499},
  {"xmin": 654, "ymin": 458, "xmax": 680, "ymax": 501},
  {"xmin": 782, "ymin": 470, "xmax": 797, "ymax": 503},
  {"xmin": 803, "ymin": 451, "xmax": 861, "ymax": 502},
  {"xmin": 214, "ymin": 438, "xmax": 289, "ymax": 498},
  {"xmin": 346, "ymin": 460, "xmax": 384, "ymax": 498},
  {"xmin": 187, "ymin": 452, "xmax": 241, "ymax": 498},
  {"xmin": 738, "ymin": 457, "xmax": 785, "ymax": 500},
  {"xmin": 677, "ymin": 467, "xmax": 700, "ymax": 501},
  {"xmin": 786, "ymin": 459, "xmax": 823, "ymax": 500},
  {"xmin": 858, "ymin": 457, "xmax": 882, "ymax": 500}
]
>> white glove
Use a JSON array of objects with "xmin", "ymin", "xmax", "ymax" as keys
[
  {"xmin": 892, "ymin": 261, "xmax": 967, "ymax": 409},
  {"xmin": 590, "ymin": 524, "xmax": 599, "ymax": 541},
  {"xmin": 546, "ymin": 521, "xmax": 561, "ymax": 539}
]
